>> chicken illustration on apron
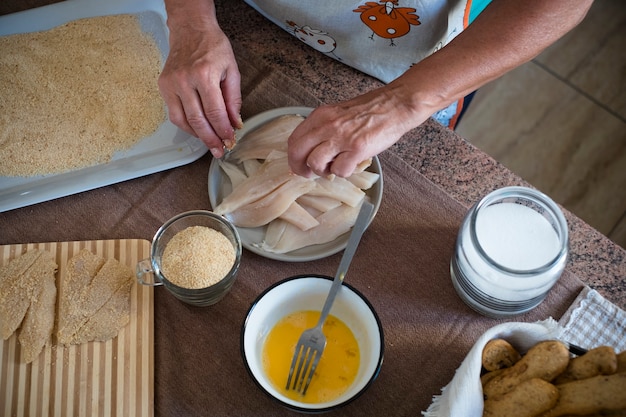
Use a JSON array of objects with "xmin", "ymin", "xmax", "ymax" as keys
[{"xmin": 354, "ymin": 1, "xmax": 420, "ymax": 45}]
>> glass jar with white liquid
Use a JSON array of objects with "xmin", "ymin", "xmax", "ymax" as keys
[{"xmin": 450, "ymin": 186, "xmax": 568, "ymax": 318}]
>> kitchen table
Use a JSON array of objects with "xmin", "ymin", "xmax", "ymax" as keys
[{"xmin": 1, "ymin": 1, "xmax": 624, "ymax": 416}]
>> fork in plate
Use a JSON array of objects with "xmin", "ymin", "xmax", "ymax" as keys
[{"xmin": 285, "ymin": 201, "xmax": 375, "ymax": 396}]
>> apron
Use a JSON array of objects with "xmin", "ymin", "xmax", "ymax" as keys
[{"xmin": 243, "ymin": 0, "xmax": 480, "ymax": 127}]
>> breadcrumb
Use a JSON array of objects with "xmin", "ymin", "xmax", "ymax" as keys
[
  {"xmin": 0, "ymin": 14, "xmax": 165, "ymax": 177},
  {"xmin": 161, "ymin": 226, "xmax": 236, "ymax": 289}
]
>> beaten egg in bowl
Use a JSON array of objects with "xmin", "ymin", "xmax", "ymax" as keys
[
  {"xmin": 262, "ymin": 310, "xmax": 360, "ymax": 403},
  {"xmin": 242, "ymin": 275, "xmax": 384, "ymax": 413}
]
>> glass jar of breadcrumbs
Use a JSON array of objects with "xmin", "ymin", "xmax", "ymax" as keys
[{"xmin": 137, "ymin": 210, "xmax": 242, "ymax": 306}]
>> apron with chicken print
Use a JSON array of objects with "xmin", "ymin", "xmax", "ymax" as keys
[{"xmin": 243, "ymin": 0, "xmax": 481, "ymax": 128}]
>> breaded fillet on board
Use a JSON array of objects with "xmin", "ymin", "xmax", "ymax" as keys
[
  {"xmin": 57, "ymin": 249, "xmax": 133, "ymax": 345},
  {"xmin": 18, "ymin": 269, "xmax": 57, "ymax": 363},
  {"xmin": 56, "ymin": 249, "xmax": 104, "ymax": 343},
  {"xmin": 71, "ymin": 278, "xmax": 132, "ymax": 344},
  {"xmin": 0, "ymin": 250, "xmax": 57, "ymax": 340}
]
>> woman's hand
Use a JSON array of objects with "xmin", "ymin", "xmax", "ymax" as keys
[
  {"xmin": 287, "ymin": 85, "xmax": 429, "ymax": 178},
  {"xmin": 158, "ymin": 1, "xmax": 242, "ymax": 158}
]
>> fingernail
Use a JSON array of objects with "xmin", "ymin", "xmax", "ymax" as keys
[
  {"xmin": 224, "ymin": 139, "xmax": 235, "ymax": 150},
  {"xmin": 210, "ymin": 148, "xmax": 222, "ymax": 158}
]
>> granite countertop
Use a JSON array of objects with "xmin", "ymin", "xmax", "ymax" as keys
[{"xmin": 215, "ymin": 2, "xmax": 625, "ymax": 308}]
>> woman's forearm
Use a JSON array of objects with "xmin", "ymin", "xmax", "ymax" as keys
[
  {"xmin": 159, "ymin": 0, "xmax": 243, "ymax": 156},
  {"xmin": 389, "ymin": 0, "xmax": 594, "ymax": 120}
]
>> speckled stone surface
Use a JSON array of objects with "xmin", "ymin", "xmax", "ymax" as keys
[{"xmin": 215, "ymin": 1, "xmax": 626, "ymax": 307}]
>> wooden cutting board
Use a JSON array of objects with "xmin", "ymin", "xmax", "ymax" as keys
[{"xmin": 0, "ymin": 240, "xmax": 153, "ymax": 417}]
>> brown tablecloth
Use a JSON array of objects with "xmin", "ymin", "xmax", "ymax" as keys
[
  {"xmin": 0, "ymin": 3, "xmax": 588, "ymax": 416},
  {"xmin": 0, "ymin": 135, "xmax": 585, "ymax": 416},
  {"xmin": 145, "ymin": 150, "xmax": 583, "ymax": 417}
]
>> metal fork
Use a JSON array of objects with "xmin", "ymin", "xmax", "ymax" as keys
[{"xmin": 286, "ymin": 200, "xmax": 375, "ymax": 396}]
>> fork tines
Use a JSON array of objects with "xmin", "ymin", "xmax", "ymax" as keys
[{"xmin": 286, "ymin": 340, "xmax": 323, "ymax": 395}]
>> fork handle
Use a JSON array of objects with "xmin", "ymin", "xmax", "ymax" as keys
[{"xmin": 317, "ymin": 201, "xmax": 375, "ymax": 327}]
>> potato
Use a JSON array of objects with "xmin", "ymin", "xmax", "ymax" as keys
[
  {"xmin": 554, "ymin": 346, "xmax": 617, "ymax": 384},
  {"xmin": 540, "ymin": 373, "xmax": 626, "ymax": 417},
  {"xmin": 483, "ymin": 340, "xmax": 570, "ymax": 400},
  {"xmin": 483, "ymin": 378, "xmax": 558, "ymax": 417},
  {"xmin": 482, "ymin": 339, "xmax": 522, "ymax": 371},
  {"xmin": 617, "ymin": 351, "xmax": 626, "ymax": 373}
]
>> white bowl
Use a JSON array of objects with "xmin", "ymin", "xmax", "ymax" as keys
[{"xmin": 241, "ymin": 275, "xmax": 384, "ymax": 413}]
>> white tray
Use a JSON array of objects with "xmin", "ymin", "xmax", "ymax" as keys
[{"xmin": 0, "ymin": 0, "xmax": 208, "ymax": 212}]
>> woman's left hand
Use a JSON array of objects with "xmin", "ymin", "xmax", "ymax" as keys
[{"xmin": 287, "ymin": 86, "xmax": 425, "ymax": 178}]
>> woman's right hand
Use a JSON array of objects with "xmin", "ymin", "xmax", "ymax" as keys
[{"xmin": 158, "ymin": 8, "xmax": 242, "ymax": 158}]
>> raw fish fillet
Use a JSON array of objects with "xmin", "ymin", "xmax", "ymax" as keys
[
  {"xmin": 262, "ymin": 219, "xmax": 289, "ymax": 249},
  {"xmin": 261, "ymin": 200, "xmax": 364, "ymax": 254},
  {"xmin": 223, "ymin": 178, "xmax": 315, "ymax": 228},
  {"xmin": 242, "ymin": 159, "xmax": 262, "ymax": 177},
  {"xmin": 278, "ymin": 202, "xmax": 320, "ymax": 231},
  {"xmin": 214, "ymin": 155, "xmax": 295, "ymax": 215},
  {"xmin": 308, "ymin": 176, "xmax": 365, "ymax": 207},
  {"xmin": 298, "ymin": 204, "xmax": 323, "ymax": 218},
  {"xmin": 347, "ymin": 170, "xmax": 380, "ymax": 190},
  {"xmin": 218, "ymin": 159, "xmax": 248, "ymax": 190},
  {"xmin": 229, "ymin": 114, "xmax": 305, "ymax": 162},
  {"xmin": 354, "ymin": 158, "xmax": 373, "ymax": 173},
  {"xmin": 296, "ymin": 194, "xmax": 342, "ymax": 213}
]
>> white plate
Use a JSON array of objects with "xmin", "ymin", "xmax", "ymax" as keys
[
  {"xmin": 208, "ymin": 107, "xmax": 383, "ymax": 262},
  {"xmin": 0, "ymin": 0, "xmax": 208, "ymax": 213}
]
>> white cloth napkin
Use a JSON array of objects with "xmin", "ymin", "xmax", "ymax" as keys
[{"xmin": 423, "ymin": 287, "xmax": 626, "ymax": 417}]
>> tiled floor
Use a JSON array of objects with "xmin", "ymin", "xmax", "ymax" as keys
[{"xmin": 456, "ymin": 0, "xmax": 626, "ymax": 249}]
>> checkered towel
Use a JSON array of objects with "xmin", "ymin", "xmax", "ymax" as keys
[
  {"xmin": 559, "ymin": 287, "xmax": 626, "ymax": 352},
  {"xmin": 423, "ymin": 287, "xmax": 626, "ymax": 417}
]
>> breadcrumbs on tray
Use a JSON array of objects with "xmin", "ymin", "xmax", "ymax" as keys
[
  {"xmin": 161, "ymin": 226, "xmax": 236, "ymax": 289},
  {"xmin": 0, "ymin": 14, "xmax": 165, "ymax": 177}
]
